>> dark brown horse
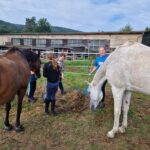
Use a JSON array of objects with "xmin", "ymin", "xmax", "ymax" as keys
[{"xmin": 0, "ymin": 47, "xmax": 41, "ymax": 132}]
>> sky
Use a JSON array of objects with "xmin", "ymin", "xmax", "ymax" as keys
[{"xmin": 0, "ymin": 0, "xmax": 150, "ymax": 32}]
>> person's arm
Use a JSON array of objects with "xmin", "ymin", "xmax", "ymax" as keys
[
  {"xmin": 90, "ymin": 66, "xmax": 97, "ymax": 74},
  {"xmin": 59, "ymin": 72, "xmax": 64, "ymax": 80},
  {"xmin": 58, "ymin": 65, "xmax": 62, "ymax": 80},
  {"xmin": 59, "ymin": 61, "xmax": 65, "ymax": 79},
  {"xmin": 89, "ymin": 58, "xmax": 97, "ymax": 75}
]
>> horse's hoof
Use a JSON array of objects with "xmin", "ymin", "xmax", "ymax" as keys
[
  {"xmin": 118, "ymin": 126, "xmax": 126, "ymax": 133},
  {"xmin": 4, "ymin": 124, "xmax": 13, "ymax": 131},
  {"xmin": 15, "ymin": 125, "xmax": 24, "ymax": 132},
  {"xmin": 107, "ymin": 131, "xmax": 115, "ymax": 138}
]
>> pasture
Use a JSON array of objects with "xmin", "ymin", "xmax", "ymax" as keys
[{"xmin": 0, "ymin": 59, "xmax": 150, "ymax": 150}]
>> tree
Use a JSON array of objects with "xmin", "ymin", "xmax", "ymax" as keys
[
  {"xmin": 120, "ymin": 24, "xmax": 133, "ymax": 32},
  {"xmin": 35, "ymin": 18, "xmax": 52, "ymax": 32},
  {"xmin": 0, "ymin": 28, "xmax": 10, "ymax": 33},
  {"xmin": 24, "ymin": 17, "xmax": 37, "ymax": 32},
  {"xmin": 145, "ymin": 27, "xmax": 150, "ymax": 31}
]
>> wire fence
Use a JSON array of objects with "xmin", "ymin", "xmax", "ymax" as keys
[
  {"xmin": 0, "ymin": 48, "xmax": 109, "ymax": 76},
  {"xmin": 40, "ymin": 51, "xmax": 111, "ymax": 61}
]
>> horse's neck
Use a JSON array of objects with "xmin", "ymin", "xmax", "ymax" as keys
[
  {"xmin": 21, "ymin": 50, "xmax": 37, "ymax": 63},
  {"xmin": 5, "ymin": 52, "xmax": 29, "ymax": 68},
  {"xmin": 92, "ymin": 60, "xmax": 107, "ymax": 86},
  {"xmin": 92, "ymin": 76, "xmax": 106, "ymax": 90}
]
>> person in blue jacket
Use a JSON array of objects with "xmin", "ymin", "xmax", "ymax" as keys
[
  {"xmin": 89, "ymin": 47, "xmax": 109, "ymax": 108},
  {"xmin": 27, "ymin": 70, "xmax": 37, "ymax": 102}
]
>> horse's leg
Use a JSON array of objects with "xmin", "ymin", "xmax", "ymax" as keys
[
  {"xmin": 15, "ymin": 89, "xmax": 26, "ymax": 132},
  {"xmin": 107, "ymin": 86, "xmax": 125, "ymax": 138},
  {"xmin": 4, "ymin": 102, "xmax": 13, "ymax": 131},
  {"xmin": 118, "ymin": 91, "xmax": 131, "ymax": 133}
]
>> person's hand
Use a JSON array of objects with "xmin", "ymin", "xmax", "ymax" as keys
[
  {"xmin": 30, "ymin": 70, "xmax": 35, "ymax": 74},
  {"xmin": 61, "ymin": 74, "xmax": 64, "ymax": 80}
]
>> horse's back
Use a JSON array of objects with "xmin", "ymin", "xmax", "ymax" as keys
[{"xmin": 106, "ymin": 42, "xmax": 150, "ymax": 94}]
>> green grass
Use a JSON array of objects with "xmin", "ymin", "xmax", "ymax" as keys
[
  {"xmin": 63, "ymin": 59, "xmax": 94, "ymax": 91},
  {"xmin": 65, "ymin": 59, "xmax": 93, "ymax": 66}
]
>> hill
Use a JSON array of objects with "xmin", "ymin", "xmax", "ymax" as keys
[
  {"xmin": 0, "ymin": 20, "xmax": 24, "ymax": 33},
  {"xmin": 0, "ymin": 20, "xmax": 80, "ymax": 33}
]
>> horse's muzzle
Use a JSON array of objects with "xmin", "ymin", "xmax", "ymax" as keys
[{"xmin": 90, "ymin": 105, "xmax": 96, "ymax": 111}]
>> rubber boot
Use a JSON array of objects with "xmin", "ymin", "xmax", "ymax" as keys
[
  {"xmin": 45, "ymin": 101, "xmax": 50, "ymax": 114},
  {"xmin": 51, "ymin": 101, "xmax": 57, "ymax": 116}
]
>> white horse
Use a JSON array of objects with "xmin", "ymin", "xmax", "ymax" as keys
[{"xmin": 88, "ymin": 42, "xmax": 150, "ymax": 138}]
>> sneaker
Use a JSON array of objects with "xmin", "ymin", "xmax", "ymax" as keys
[
  {"xmin": 32, "ymin": 97, "xmax": 37, "ymax": 101},
  {"xmin": 28, "ymin": 97, "xmax": 36, "ymax": 103},
  {"xmin": 45, "ymin": 110, "xmax": 50, "ymax": 115},
  {"xmin": 51, "ymin": 111, "xmax": 58, "ymax": 116}
]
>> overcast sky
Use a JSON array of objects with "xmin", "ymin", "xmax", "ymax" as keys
[{"xmin": 0, "ymin": 0, "xmax": 150, "ymax": 32}]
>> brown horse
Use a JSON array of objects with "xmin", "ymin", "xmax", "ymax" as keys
[{"xmin": 0, "ymin": 47, "xmax": 41, "ymax": 132}]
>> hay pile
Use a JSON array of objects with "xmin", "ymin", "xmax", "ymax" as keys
[{"xmin": 56, "ymin": 90, "xmax": 89, "ymax": 113}]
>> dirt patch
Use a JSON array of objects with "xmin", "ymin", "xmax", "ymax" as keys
[{"xmin": 56, "ymin": 90, "xmax": 89, "ymax": 113}]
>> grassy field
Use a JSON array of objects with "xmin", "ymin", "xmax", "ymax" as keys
[{"xmin": 0, "ymin": 60, "xmax": 150, "ymax": 150}]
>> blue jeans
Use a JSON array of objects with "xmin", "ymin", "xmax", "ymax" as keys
[{"xmin": 45, "ymin": 81, "xmax": 59, "ymax": 102}]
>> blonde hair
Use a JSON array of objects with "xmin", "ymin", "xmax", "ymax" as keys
[{"xmin": 47, "ymin": 54, "xmax": 58, "ymax": 70}]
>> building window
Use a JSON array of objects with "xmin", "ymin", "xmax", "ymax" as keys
[
  {"xmin": 24, "ymin": 38, "xmax": 32, "ymax": 46},
  {"xmin": 68, "ymin": 39, "xmax": 83, "ymax": 47},
  {"xmin": 12, "ymin": 38, "xmax": 20, "ymax": 46},
  {"xmin": 36, "ymin": 39, "xmax": 46, "ymax": 47},
  {"xmin": 51, "ymin": 40, "xmax": 63, "ymax": 47},
  {"xmin": 88, "ymin": 40, "xmax": 110, "ymax": 51}
]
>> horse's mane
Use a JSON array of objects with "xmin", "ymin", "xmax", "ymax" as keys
[
  {"xmin": 7, "ymin": 47, "xmax": 22, "ymax": 53},
  {"xmin": 21, "ymin": 49, "xmax": 39, "ymax": 62},
  {"xmin": 115, "ymin": 41, "xmax": 138, "ymax": 50},
  {"xmin": 6, "ymin": 47, "xmax": 39, "ymax": 62}
]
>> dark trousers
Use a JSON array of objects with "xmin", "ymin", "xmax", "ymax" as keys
[
  {"xmin": 101, "ymin": 80, "xmax": 107, "ymax": 103},
  {"xmin": 59, "ymin": 81, "xmax": 64, "ymax": 95},
  {"xmin": 28, "ymin": 81, "xmax": 36, "ymax": 98}
]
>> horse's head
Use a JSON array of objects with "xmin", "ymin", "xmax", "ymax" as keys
[
  {"xmin": 88, "ymin": 82, "xmax": 103, "ymax": 111},
  {"xmin": 22, "ymin": 49, "xmax": 41, "ymax": 78},
  {"xmin": 30, "ymin": 50, "xmax": 41, "ymax": 78}
]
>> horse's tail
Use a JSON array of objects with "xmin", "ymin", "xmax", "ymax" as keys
[{"xmin": 92, "ymin": 61, "xmax": 107, "ymax": 87}]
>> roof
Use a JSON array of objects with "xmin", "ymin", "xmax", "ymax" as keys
[{"xmin": 0, "ymin": 31, "xmax": 144, "ymax": 36}]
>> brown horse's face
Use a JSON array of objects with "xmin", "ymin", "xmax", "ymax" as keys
[
  {"xmin": 29, "ymin": 50, "xmax": 41, "ymax": 78},
  {"xmin": 31, "ymin": 58, "xmax": 41, "ymax": 78},
  {"xmin": 22, "ymin": 49, "xmax": 41, "ymax": 78}
]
